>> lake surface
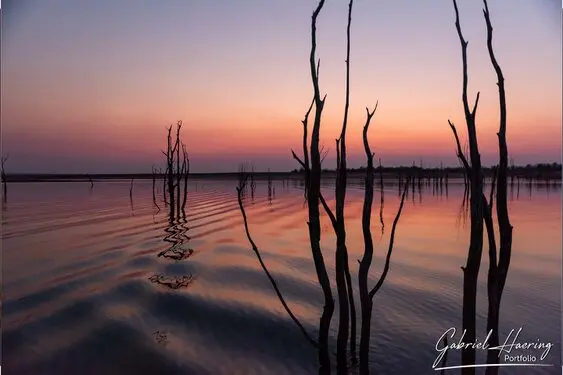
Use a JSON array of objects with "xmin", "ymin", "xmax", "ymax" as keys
[{"xmin": 2, "ymin": 178, "xmax": 561, "ymax": 374}]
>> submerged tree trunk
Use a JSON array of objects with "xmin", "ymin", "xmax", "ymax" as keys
[
  {"xmin": 451, "ymin": 1, "xmax": 485, "ymax": 372},
  {"xmin": 181, "ymin": 144, "xmax": 190, "ymax": 213},
  {"xmin": 1, "ymin": 155, "xmax": 8, "ymax": 204},
  {"xmin": 358, "ymin": 106, "xmax": 377, "ymax": 375},
  {"xmin": 307, "ymin": 2, "xmax": 334, "ymax": 372},
  {"xmin": 482, "ymin": 2, "xmax": 513, "ymax": 372},
  {"xmin": 333, "ymin": 2, "xmax": 355, "ymax": 370}
]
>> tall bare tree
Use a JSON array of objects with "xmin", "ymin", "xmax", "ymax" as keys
[
  {"xmin": 358, "ymin": 104, "xmax": 410, "ymax": 374},
  {"xmin": 448, "ymin": 1, "xmax": 512, "ymax": 373},
  {"xmin": 482, "ymin": 1, "xmax": 513, "ymax": 372}
]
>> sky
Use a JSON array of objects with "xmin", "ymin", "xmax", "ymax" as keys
[{"xmin": 1, "ymin": 0, "xmax": 561, "ymax": 173}]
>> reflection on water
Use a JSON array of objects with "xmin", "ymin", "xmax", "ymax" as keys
[{"xmin": 2, "ymin": 179, "xmax": 561, "ymax": 374}]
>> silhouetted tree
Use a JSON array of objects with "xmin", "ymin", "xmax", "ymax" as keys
[
  {"xmin": 181, "ymin": 143, "xmax": 190, "ymax": 213},
  {"xmin": 358, "ymin": 104, "xmax": 410, "ymax": 375},
  {"xmin": 237, "ymin": 1, "xmax": 411, "ymax": 373},
  {"xmin": 448, "ymin": 1, "xmax": 485, "ymax": 370},
  {"xmin": 236, "ymin": 172, "xmax": 318, "ymax": 348},
  {"xmin": 161, "ymin": 121, "xmax": 189, "ymax": 221},
  {"xmin": 1, "ymin": 154, "xmax": 8, "ymax": 203},
  {"xmin": 482, "ymin": 1, "xmax": 513, "ymax": 372},
  {"xmin": 447, "ymin": 1, "xmax": 512, "ymax": 373}
]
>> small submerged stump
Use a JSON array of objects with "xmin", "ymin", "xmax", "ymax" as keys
[
  {"xmin": 153, "ymin": 330, "xmax": 168, "ymax": 345},
  {"xmin": 149, "ymin": 273, "xmax": 194, "ymax": 289}
]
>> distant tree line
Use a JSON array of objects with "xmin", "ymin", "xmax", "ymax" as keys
[{"xmin": 290, "ymin": 162, "xmax": 562, "ymax": 180}]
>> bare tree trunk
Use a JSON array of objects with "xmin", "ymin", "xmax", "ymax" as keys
[
  {"xmin": 379, "ymin": 159, "xmax": 385, "ymax": 234},
  {"xmin": 1, "ymin": 155, "xmax": 8, "ymax": 203},
  {"xmin": 164, "ymin": 126, "xmax": 176, "ymax": 219},
  {"xmin": 333, "ymin": 2, "xmax": 355, "ymax": 369},
  {"xmin": 152, "ymin": 166, "xmax": 157, "ymax": 202},
  {"xmin": 176, "ymin": 122, "xmax": 182, "ymax": 218},
  {"xmin": 358, "ymin": 106, "xmax": 377, "ymax": 375},
  {"xmin": 162, "ymin": 167, "xmax": 168, "ymax": 206},
  {"xmin": 236, "ymin": 173, "xmax": 318, "ymax": 348},
  {"xmin": 485, "ymin": 167, "xmax": 500, "ymax": 374},
  {"xmin": 307, "ymin": 3, "xmax": 334, "ymax": 372},
  {"xmin": 451, "ymin": 2, "xmax": 485, "ymax": 372},
  {"xmin": 181, "ymin": 144, "xmax": 190, "ymax": 213},
  {"xmin": 482, "ymin": 2, "xmax": 513, "ymax": 372}
]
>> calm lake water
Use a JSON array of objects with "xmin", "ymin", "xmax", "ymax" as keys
[{"xmin": 2, "ymin": 178, "xmax": 561, "ymax": 374}]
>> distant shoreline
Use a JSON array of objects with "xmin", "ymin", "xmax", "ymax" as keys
[{"xmin": 3, "ymin": 164, "xmax": 561, "ymax": 183}]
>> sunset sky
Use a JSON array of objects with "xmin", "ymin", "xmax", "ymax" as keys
[{"xmin": 2, "ymin": 0, "xmax": 561, "ymax": 173}]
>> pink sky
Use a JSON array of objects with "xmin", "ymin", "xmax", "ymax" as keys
[{"xmin": 2, "ymin": 0, "xmax": 561, "ymax": 173}]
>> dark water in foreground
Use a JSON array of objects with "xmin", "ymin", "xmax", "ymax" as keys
[{"xmin": 2, "ymin": 179, "xmax": 561, "ymax": 374}]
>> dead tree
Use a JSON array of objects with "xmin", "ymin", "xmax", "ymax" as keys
[
  {"xmin": 236, "ymin": 172, "xmax": 318, "ymax": 348},
  {"xmin": 1, "ymin": 154, "xmax": 7, "ymax": 202},
  {"xmin": 482, "ymin": 1, "xmax": 513, "ymax": 372},
  {"xmin": 448, "ymin": 2, "xmax": 512, "ymax": 373},
  {"xmin": 289, "ymin": 1, "xmax": 335, "ymax": 372},
  {"xmin": 293, "ymin": 98, "xmax": 314, "ymax": 202},
  {"xmin": 238, "ymin": 164, "xmax": 248, "ymax": 200},
  {"xmin": 181, "ymin": 143, "xmax": 190, "ymax": 213},
  {"xmin": 449, "ymin": 1, "xmax": 486, "ymax": 371},
  {"xmin": 358, "ymin": 104, "xmax": 410, "ymax": 374},
  {"xmin": 0, "ymin": 154, "xmax": 10, "ymax": 203},
  {"xmin": 267, "ymin": 168, "xmax": 273, "ymax": 202},
  {"xmin": 250, "ymin": 164, "xmax": 256, "ymax": 200},
  {"xmin": 175, "ymin": 123, "xmax": 182, "ymax": 217},
  {"xmin": 152, "ymin": 166, "xmax": 157, "ymax": 204},
  {"xmin": 161, "ymin": 121, "xmax": 188, "ymax": 221},
  {"xmin": 162, "ymin": 167, "xmax": 168, "ymax": 206},
  {"xmin": 162, "ymin": 124, "xmax": 177, "ymax": 216},
  {"xmin": 379, "ymin": 158, "xmax": 385, "ymax": 235},
  {"xmin": 330, "ymin": 0, "xmax": 356, "ymax": 366},
  {"xmin": 239, "ymin": 1, "xmax": 411, "ymax": 373}
]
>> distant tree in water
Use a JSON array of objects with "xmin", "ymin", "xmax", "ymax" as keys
[{"xmin": 160, "ymin": 121, "xmax": 190, "ymax": 221}]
